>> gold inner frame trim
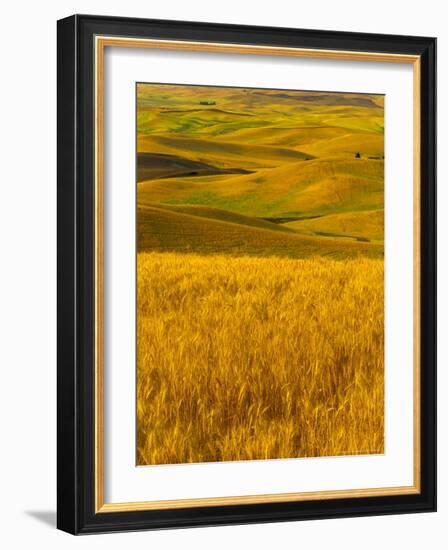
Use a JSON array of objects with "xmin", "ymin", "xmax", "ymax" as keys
[{"xmin": 94, "ymin": 35, "xmax": 421, "ymax": 513}]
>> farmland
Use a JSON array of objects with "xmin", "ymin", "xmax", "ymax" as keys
[
  {"xmin": 137, "ymin": 83, "xmax": 384, "ymax": 242},
  {"xmin": 136, "ymin": 83, "xmax": 384, "ymax": 465}
]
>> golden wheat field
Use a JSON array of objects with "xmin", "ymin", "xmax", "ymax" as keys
[{"xmin": 137, "ymin": 252, "xmax": 384, "ymax": 465}]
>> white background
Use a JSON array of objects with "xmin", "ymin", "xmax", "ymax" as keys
[
  {"xmin": 0, "ymin": 1, "xmax": 444, "ymax": 548},
  {"xmin": 105, "ymin": 48, "xmax": 414, "ymax": 502}
]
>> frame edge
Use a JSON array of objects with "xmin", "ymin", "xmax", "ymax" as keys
[
  {"xmin": 57, "ymin": 14, "xmax": 80, "ymax": 535},
  {"xmin": 57, "ymin": 14, "xmax": 437, "ymax": 534}
]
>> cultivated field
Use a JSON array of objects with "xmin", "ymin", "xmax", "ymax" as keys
[
  {"xmin": 136, "ymin": 84, "xmax": 385, "ymax": 465},
  {"xmin": 137, "ymin": 252, "xmax": 384, "ymax": 465}
]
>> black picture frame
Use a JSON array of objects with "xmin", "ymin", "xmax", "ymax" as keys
[{"xmin": 57, "ymin": 14, "xmax": 436, "ymax": 534}]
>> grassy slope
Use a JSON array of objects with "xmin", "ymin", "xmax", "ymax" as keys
[
  {"xmin": 143, "ymin": 203, "xmax": 295, "ymax": 233},
  {"xmin": 138, "ymin": 157, "xmax": 383, "ymax": 220},
  {"xmin": 285, "ymin": 209, "xmax": 384, "ymax": 242},
  {"xmin": 137, "ymin": 205, "xmax": 383, "ymax": 259},
  {"xmin": 137, "ymin": 134, "xmax": 314, "ymax": 170}
]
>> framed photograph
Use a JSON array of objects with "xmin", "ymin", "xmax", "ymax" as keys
[{"xmin": 57, "ymin": 14, "xmax": 436, "ymax": 534}]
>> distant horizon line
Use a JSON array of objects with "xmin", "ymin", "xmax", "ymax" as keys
[{"xmin": 136, "ymin": 81, "xmax": 385, "ymax": 97}]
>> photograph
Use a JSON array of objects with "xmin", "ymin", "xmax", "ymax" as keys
[{"xmin": 136, "ymin": 83, "xmax": 385, "ymax": 466}]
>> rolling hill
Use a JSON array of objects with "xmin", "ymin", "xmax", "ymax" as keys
[
  {"xmin": 137, "ymin": 205, "xmax": 383, "ymax": 259},
  {"xmin": 137, "ymin": 134, "xmax": 314, "ymax": 171},
  {"xmin": 285, "ymin": 209, "xmax": 384, "ymax": 242},
  {"xmin": 136, "ymin": 83, "xmax": 384, "ymax": 254},
  {"xmin": 143, "ymin": 203, "xmax": 295, "ymax": 233},
  {"xmin": 138, "ymin": 157, "xmax": 383, "ymax": 220}
]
